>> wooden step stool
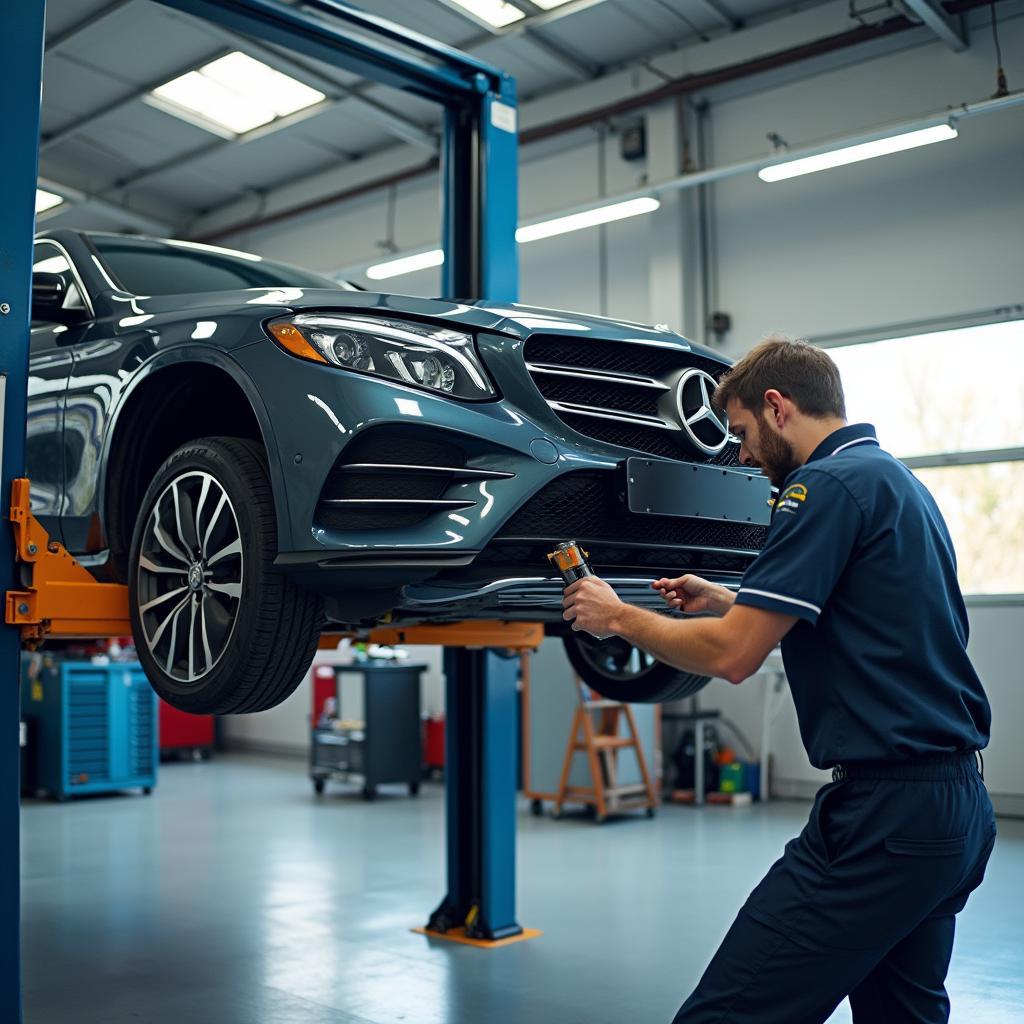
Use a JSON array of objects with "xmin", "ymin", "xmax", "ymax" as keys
[{"xmin": 553, "ymin": 678, "xmax": 658, "ymax": 823}]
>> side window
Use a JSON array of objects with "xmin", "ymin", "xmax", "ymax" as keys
[{"xmin": 32, "ymin": 242, "xmax": 87, "ymax": 326}]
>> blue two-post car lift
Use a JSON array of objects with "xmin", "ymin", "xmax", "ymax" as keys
[{"xmin": 1, "ymin": 1, "xmax": 530, "ymax": 1015}]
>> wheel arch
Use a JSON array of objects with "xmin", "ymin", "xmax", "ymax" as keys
[{"xmin": 100, "ymin": 348, "xmax": 290, "ymax": 580}]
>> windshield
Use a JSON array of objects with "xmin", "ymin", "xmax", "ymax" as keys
[{"xmin": 90, "ymin": 235, "xmax": 356, "ymax": 296}]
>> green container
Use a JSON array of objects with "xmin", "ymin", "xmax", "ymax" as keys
[{"xmin": 719, "ymin": 761, "xmax": 745, "ymax": 794}]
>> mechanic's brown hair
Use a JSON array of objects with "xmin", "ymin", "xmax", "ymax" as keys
[{"xmin": 713, "ymin": 335, "xmax": 846, "ymax": 419}]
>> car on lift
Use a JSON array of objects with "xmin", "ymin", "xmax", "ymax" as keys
[{"xmin": 27, "ymin": 229, "xmax": 771, "ymax": 714}]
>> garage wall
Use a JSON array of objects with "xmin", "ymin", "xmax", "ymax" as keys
[
  {"xmin": 213, "ymin": 12, "xmax": 1024, "ymax": 348},
  {"xmin": 213, "ymin": 12, "xmax": 1023, "ymax": 801}
]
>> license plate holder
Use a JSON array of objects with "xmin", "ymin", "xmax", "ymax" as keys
[{"xmin": 626, "ymin": 458, "xmax": 772, "ymax": 525}]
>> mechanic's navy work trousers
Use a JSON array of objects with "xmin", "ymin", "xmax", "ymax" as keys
[{"xmin": 673, "ymin": 754, "xmax": 996, "ymax": 1024}]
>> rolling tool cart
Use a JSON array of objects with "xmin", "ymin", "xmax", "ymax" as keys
[
  {"xmin": 20, "ymin": 654, "xmax": 157, "ymax": 801},
  {"xmin": 310, "ymin": 661, "xmax": 426, "ymax": 799}
]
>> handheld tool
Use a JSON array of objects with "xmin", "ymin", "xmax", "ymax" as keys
[
  {"xmin": 546, "ymin": 540, "xmax": 593, "ymax": 586},
  {"xmin": 547, "ymin": 541, "xmax": 613, "ymax": 640}
]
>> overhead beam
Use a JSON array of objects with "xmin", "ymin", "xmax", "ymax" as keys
[
  {"xmin": 36, "ymin": 177, "xmax": 175, "ymax": 235},
  {"xmin": 508, "ymin": 0, "xmax": 613, "ymax": 31},
  {"xmin": 691, "ymin": 0, "xmax": 741, "ymax": 32},
  {"xmin": 156, "ymin": 0, "xmax": 479, "ymax": 103},
  {"xmin": 43, "ymin": 33, "xmax": 436, "ymax": 157},
  {"xmin": 519, "ymin": 29, "xmax": 601, "ymax": 79},
  {"xmin": 900, "ymin": 0, "xmax": 968, "ymax": 50},
  {"xmin": 97, "ymin": 100, "xmax": 359, "ymax": 201},
  {"xmin": 44, "ymin": 0, "xmax": 134, "ymax": 51},
  {"xmin": 39, "ymin": 47, "xmax": 229, "ymax": 153},
  {"xmin": 200, "ymin": 29, "xmax": 439, "ymax": 150}
]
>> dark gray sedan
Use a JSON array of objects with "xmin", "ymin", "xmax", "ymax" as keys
[{"xmin": 28, "ymin": 230, "xmax": 769, "ymax": 713}]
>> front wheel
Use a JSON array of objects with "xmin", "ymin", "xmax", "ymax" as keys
[
  {"xmin": 561, "ymin": 631, "xmax": 711, "ymax": 703},
  {"xmin": 129, "ymin": 436, "xmax": 323, "ymax": 715}
]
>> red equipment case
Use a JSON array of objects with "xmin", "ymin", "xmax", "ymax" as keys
[{"xmin": 159, "ymin": 700, "xmax": 215, "ymax": 758}]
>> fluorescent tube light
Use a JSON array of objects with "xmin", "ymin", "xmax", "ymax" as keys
[
  {"xmin": 366, "ymin": 249, "xmax": 445, "ymax": 280},
  {"xmin": 448, "ymin": 0, "xmax": 526, "ymax": 28},
  {"xmin": 758, "ymin": 124, "xmax": 958, "ymax": 182},
  {"xmin": 363, "ymin": 197, "xmax": 660, "ymax": 280},
  {"xmin": 148, "ymin": 52, "xmax": 326, "ymax": 136},
  {"xmin": 36, "ymin": 189, "xmax": 64, "ymax": 213},
  {"xmin": 516, "ymin": 196, "xmax": 660, "ymax": 243}
]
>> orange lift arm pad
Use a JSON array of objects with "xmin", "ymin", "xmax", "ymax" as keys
[{"xmin": 5, "ymin": 479, "xmax": 130, "ymax": 646}]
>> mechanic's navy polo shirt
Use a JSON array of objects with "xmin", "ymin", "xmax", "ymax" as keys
[{"xmin": 735, "ymin": 423, "xmax": 991, "ymax": 768}]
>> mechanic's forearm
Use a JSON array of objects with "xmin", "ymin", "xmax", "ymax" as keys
[
  {"xmin": 611, "ymin": 604, "xmax": 737, "ymax": 680},
  {"xmin": 707, "ymin": 585, "xmax": 737, "ymax": 616}
]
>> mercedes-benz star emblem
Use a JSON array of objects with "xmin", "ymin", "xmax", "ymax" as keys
[{"xmin": 674, "ymin": 368, "xmax": 730, "ymax": 455}]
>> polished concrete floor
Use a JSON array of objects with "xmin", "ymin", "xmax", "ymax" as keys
[{"xmin": 22, "ymin": 754, "xmax": 1024, "ymax": 1024}]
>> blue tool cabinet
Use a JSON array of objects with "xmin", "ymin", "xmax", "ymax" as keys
[{"xmin": 21, "ymin": 657, "xmax": 158, "ymax": 800}]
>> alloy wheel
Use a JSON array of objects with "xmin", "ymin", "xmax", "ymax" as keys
[{"xmin": 136, "ymin": 471, "xmax": 243, "ymax": 683}]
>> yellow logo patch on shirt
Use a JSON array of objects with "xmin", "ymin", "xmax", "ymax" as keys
[{"xmin": 777, "ymin": 482, "xmax": 808, "ymax": 515}]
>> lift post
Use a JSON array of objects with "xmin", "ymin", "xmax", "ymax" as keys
[
  {"xmin": 0, "ymin": 2, "xmax": 46, "ymax": 1017},
  {"xmin": 429, "ymin": 646, "xmax": 527, "ymax": 942},
  {"xmin": 356, "ymin": 624, "xmax": 543, "ymax": 943}
]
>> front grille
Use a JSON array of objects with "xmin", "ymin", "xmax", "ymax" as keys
[
  {"xmin": 558, "ymin": 414, "xmax": 742, "ymax": 466},
  {"xmin": 494, "ymin": 471, "xmax": 767, "ymax": 572},
  {"xmin": 524, "ymin": 334, "xmax": 740, "ymax": 464},
  {"xmin": 527, "ymin": 335, "xmax": 728, "ymax": 379}
]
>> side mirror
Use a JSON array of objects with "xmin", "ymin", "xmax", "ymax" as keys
[{"xmin": 31, "ymin": 271, "xmax": 86, "ymax": 325}]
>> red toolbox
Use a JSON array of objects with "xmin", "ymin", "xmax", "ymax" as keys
[
  {"xmin": 424, "ymin": 715, "xmax": 445, "ymax": 772},
  {"xmin": 159, "ymin": 701, "xmax": 215, "ymax": 759}
]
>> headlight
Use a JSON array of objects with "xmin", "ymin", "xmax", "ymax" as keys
[{"xmin": 266, "ymin": 313, "xmax": 496, "ymax": 400}]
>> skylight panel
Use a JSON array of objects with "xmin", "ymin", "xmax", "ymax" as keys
[{"xmin": 147, "ymin": 52, "xmax": 326, "ymax": 136}]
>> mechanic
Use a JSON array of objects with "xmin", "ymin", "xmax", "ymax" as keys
[{"xmin": 562, "ymin": 337, "xmax": 994, "ymax": 1024}]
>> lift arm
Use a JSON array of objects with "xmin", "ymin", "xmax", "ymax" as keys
[
  {"xmin": 7, "ymin": 479, "xmax": 542, "ymax": 652},
  {"xmin": 4, "ymin": 479, "xmax": 131, "ymax": 646}
]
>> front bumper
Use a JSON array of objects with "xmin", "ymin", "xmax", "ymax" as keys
[{"xmin": 235, "ymin": 328, "xmax": 768, "ymax": 623}]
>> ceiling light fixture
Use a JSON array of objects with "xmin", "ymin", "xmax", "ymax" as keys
[
  {"xmin": 758, "ymin": 124, "xmax": 958, "ymax": 182},
  {"xmin": 363, "ymin": 196, "xmax": 660, "ymax": 280},
  {"xmin": 366, "ymin": 249, "xmax": 446, "ymax": 280},
  {"xmin": 146, "ymin": 51, "xmax": 326, "ymax": 137},
  {"xmin": 36, "ymin": 189, "xmax": 64, "ymax": 214},
  {"xmin": 447, "ymin": 0, "xmax": 526, "ymax": 29},
  {"xmin": 515, "ymin": 196, "xmax": 660, "ymax": 242}
]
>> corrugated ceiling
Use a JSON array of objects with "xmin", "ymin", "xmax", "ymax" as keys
[{"xmin": 38, "ymin": 0, "xmax": 837, "ymax": 232}]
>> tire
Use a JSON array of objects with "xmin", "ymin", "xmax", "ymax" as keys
[
  {"xmin": 313, "ymin": 777, "xmax": 326, "ymax": 796},
  {"xmin": 561, "ymin": 631, "xmax": 711, "ymax": 704},
  {"xmin": 129, "ymin": 436, "xmax": 323, "ymax": 715}
]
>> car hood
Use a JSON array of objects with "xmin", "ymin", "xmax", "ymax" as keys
[{"xmin": 118, "ymin": 288, "xmax": 725, "ymax": 361}]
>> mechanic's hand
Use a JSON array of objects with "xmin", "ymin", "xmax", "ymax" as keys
[
  {"xmin": 652, "ymin": 573, "xmax": 728, "ymax": 616},
  {"xmin": 562, "ymin": 576, "xmax": 624, "ymax": 640}
]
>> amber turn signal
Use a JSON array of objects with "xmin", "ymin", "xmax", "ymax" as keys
[{"xmin": 267, "ymin": 320, "xmax": 328, "ymax": 364}]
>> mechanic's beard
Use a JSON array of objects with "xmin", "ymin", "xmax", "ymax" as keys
[{"xmin": 756, "ymin": 416, "xmax": 800, "ymax": 490}]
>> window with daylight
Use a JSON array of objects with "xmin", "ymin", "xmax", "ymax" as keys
[{"xmin": 828, "ymin": 319, "xmax": 1024, "ymax": 595}]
